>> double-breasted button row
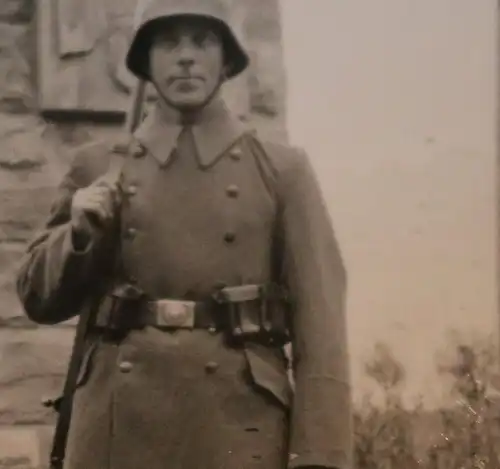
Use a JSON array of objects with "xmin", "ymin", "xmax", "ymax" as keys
[
  {"xmin": 225, "ymin": 146, "xmax": 240, "ymax": 243},
  {"xmin": 120, "ymin": 359, "xmax": 218, "ymax": 375},
  {"xmin": 224, "ymin": 143, "xmax": 239, "ymax": 241}
]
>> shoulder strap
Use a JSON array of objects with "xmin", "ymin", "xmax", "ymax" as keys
[
  {"xmin": 246, "ymin": 134, "xmax": 287, "ymax": 287},
  {"xmin": 246, "ymin": 133, "xmax": 280, "ymax": 201}
]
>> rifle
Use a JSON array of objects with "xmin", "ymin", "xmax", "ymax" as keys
[{"xmin": 43, "ymin": 5, "xmax": 147, "ymax": 469}]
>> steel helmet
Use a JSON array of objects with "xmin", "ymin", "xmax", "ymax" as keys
[{"xmin": 125, "ymin": 0, "xmax": 250, "ymax": 82}]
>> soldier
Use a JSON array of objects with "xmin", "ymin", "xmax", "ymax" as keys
[{"xmin": 16, "ymin": 0, "xmax": 352, "ymax": 468}]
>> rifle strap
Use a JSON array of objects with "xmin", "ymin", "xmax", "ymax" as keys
[
  {"xmin": 49, "ymin": 149, "xmax": 128, "ymax": 469},
  {"xmin": 49, "ymin": 294, "xmax": 99, "ymax": 469}
]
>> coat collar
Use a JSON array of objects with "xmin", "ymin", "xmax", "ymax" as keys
[{"xmin": 133, "ymin": 96, "xmax": 247, "ymax": 168}]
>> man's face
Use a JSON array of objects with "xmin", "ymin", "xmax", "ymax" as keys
[{"xmin": 149, "ymin": 17, "xmax": 226, "ymax": 111}]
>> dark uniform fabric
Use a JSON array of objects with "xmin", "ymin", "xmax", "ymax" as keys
[{"xmin": 16, "ymin": 98, "xmax": 352, "ymax": 469}]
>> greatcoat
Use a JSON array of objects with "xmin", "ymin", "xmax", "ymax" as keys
[{"xmin": 16, "ymin": 97, "xmax": 352, "ymax": 469}]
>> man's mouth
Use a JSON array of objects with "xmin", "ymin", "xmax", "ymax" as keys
[
  {"xmin": 172, "ymin": 76, "xmax": 204, "ymax": 82},
  {"xmin": 171, "ymin": 77, "xmax": 203, "ymax": 92}
]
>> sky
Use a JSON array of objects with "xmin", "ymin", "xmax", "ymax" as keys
[{"xmin": 279, "ymin": 0, "xmax": 498, "ymax": 405}]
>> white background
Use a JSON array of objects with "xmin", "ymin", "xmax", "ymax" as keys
[{"xmin": 280, "ymin": 0, "xmax": 497, "ymax": 406}]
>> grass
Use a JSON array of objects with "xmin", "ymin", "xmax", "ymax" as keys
[{"xmin": 354, "ymin": 338, "xmax": 500, "ymax": 468}]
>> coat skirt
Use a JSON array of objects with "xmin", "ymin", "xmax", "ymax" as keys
[{"xmin": 65, "ymin": 327, "xmax": 289, "ymax": 469}]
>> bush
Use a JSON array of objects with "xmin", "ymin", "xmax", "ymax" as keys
[{"xmin": 354, "ymin": 338, "xmax": 500, "ymax": 468}]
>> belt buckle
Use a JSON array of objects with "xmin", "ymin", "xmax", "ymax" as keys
[{"xmin": 153, "ymin": 300, "xmax": 196, "ymax": 328}]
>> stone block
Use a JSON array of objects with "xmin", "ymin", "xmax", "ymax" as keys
[
  {"xmin": 0, "ymin": 187, "xmax": 56, "ymax": 243},
  {"xmin": 0, "ymin": 425, "xmax": 57, "ymax": 468},
  {"xmin": 0, "ymin": 187, "xmax": 54, "ymax": 326},
  {"xmin": 0, "ymin": 23, "xmax": 33, "ymax": 113},
  {"xmin": 0, "ymin": 329, "xmax": 74, "ymax": 425},
  {"xmin": 244, "ymin": 0, "xmax": 286, "ymax": 134},
  {"xmin": 248, "ymin": 39, "xmax": 286, "ymax": 119},
  {"xmin": 0, "ymin": 0, "xmax": 33, "ymax": 23},
  {"xmin": 0, "ymin": 242, "xmax": 28, "ymax": 324},
  {"xmin": 0, "ymin": 426, "xmax": 42, "ymax": 468},
  {"xmin": 0, "ymin": 114, "xmax": 69, "ymax": 190},
  {"xmin": 0, "ymin": 184, "xmax": 58, "ymax": 325},
  {"xmin": 245, "ymin": 0, "xmax": 282, "ymax": 40}
]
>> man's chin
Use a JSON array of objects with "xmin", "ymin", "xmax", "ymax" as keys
[{"xmin": 169, "ymin": 93, "xmax": 209, "ymax": 111}]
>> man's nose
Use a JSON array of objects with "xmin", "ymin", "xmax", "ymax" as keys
[{"xmin": 177, "ymin": 43, "xmax": 196, "ymax": 67}]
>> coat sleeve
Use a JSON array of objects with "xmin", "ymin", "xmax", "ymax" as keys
[
  {"xmin": 15, "ymin": 143, "xmax": 114, "ymax": 325},
  {"xmin": 279, "ymin": 148, "xmax": 352, "ymax": 469}
]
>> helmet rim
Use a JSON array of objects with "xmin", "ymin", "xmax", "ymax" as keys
[{"xmin": 125, "ymin": 13, "xmax": 250, "ymax": 82}]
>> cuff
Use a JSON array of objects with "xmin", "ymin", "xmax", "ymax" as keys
[
  {"xmin": 67, "ymin": 226, "xmax": 95, "ymax": 255},
  {"xmin": 60, "ymin": 225, "xmax": 97, "ymax": 280}
]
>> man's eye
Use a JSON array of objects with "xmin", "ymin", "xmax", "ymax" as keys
[
  {"xmin": 162, "ymin": 37, "xmax": 178, "ymax": 47},
  {"xmin": 192, "ymin": 33, "xmax": 212, "ymax": 47},
  {"xmin": 157, "ymin": 32, "xmax": 179, "ymax": 47}
]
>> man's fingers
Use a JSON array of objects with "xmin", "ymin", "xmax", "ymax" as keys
[
  {"xmin": 77, "ymin": 189, "xmax": 116, "ymax": 210},
  {"xmin": 83, "ymin": 202, "xmax": 112, "ymax": 225},
  {"xmin": 83, "ymin": 193, "xmax": 113, "ymax": 208},
  {"xmin": 93, "ymin": 179, "xmax": 119, "ymax": 194},
  {"xmin": 72, "ymin": 184, "xmax": 119, "ymax": 235},
  {"xmin": 86, "ymin": 188, "xmax": 116, "ymax": 201}
]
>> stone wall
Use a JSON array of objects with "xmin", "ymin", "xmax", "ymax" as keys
[{"xmin": 0, "ymin": 0, "xmax": 287, "ymax": 464}]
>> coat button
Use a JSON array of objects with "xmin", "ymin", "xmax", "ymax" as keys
[
  {"xmin": 128, "ymin": 275, "xmax": 138, "ymax": 284},
  {"xmin": 229, "ymin": 147, "xmax": 242, "ymax": 161},
  {"xmin": 125, "ymin": 227, "xmax": 137, "ymax": 239},
  {"xmin": 226, "ymin": 184, "xmax": 239, "ymax": 198},
  {"xmin": 223, "ymin": 232, "xmax": 236, "ymax": 244},
  {"xmin": 125, "ymin": 185, "xmax": 138, "ymax": 196},
  {"xmin": 205, "ymin": 361, "xmax": 219, "ymax": 374},
  {"xmin": 119, "ymin": 361, "xmax": 133, "ymax": 373}
]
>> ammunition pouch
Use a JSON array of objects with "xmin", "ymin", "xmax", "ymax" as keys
[{"xmin": 212, "ymin": 284, "xmax": 290, "ymax": 346}]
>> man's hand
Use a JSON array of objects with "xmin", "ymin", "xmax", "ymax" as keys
[{"xmin": 70, "ymin": 180, "xmax": 119, "ymax": 250}]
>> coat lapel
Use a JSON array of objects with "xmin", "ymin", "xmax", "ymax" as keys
[{"xmin": 133, "ymin": 107, "xmax": 182, "ymax": 167}]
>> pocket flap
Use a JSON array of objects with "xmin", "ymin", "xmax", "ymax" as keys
[{"xmin": 244, "ymin": 343, "xmax": 294, "ymax": 408}]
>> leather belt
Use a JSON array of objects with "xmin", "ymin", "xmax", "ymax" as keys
[
  {"xmin": 94, "ymin": 297, "xmax": 221, "ymax": 331},
  {"xmin": 91, "ymin": 283, "xmax": 290, "ymax": 346}
]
